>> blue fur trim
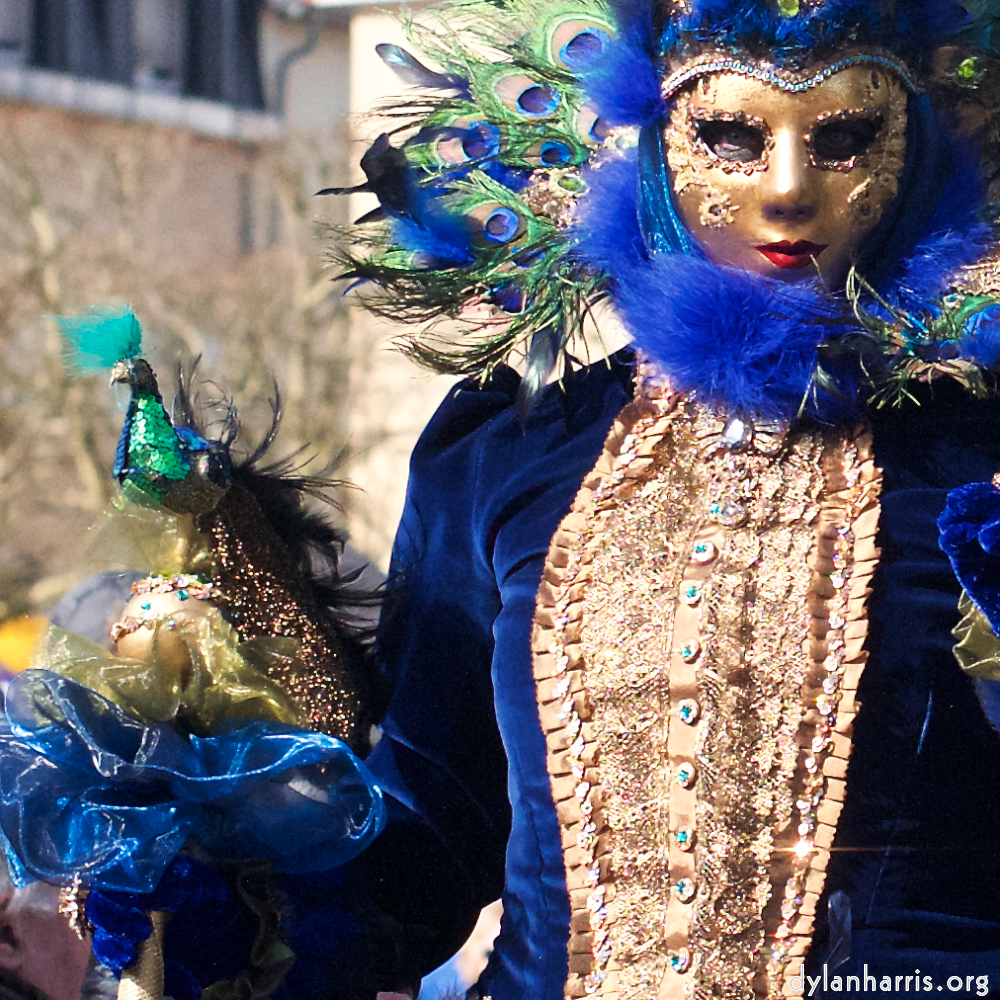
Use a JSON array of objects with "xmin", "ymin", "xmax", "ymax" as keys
[
  {"xmin": 581, "ymin": 0, "xmax": 664, "ymax": 127},
  {"xmin": 617, "ymin": 255, "xmax": 849, "ymax": 419},
  {"xmin": 571, "ymin": 154, "xmax": 646, "ymax": 279},
  {"xmin": 572, "ymin": 142, "xmax": 997, "ymax": 420}
]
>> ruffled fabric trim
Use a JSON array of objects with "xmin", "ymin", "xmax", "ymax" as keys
[
  {"xmin": 0, "ymin": 670, "xmax": 385, "ymax": 894},
  {"xmin": 35, "ymin": 618, "xmax": 305, "ymax": 738}
]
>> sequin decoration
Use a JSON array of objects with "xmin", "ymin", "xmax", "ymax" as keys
[
  {"xmin": 198, "ymin": 481, "xmax": 368, "ymax": 753},
  {"xmin": 531, "ymin": 363, "xmax": 882, "ymax": 999}
]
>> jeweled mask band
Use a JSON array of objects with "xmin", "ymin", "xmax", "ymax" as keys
[{"xmin": 661, "ymin": 51, "xmax": 922, "ymax": 101}]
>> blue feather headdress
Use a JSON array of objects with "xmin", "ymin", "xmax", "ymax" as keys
[
  {"xmin": 330, "ymin": 0, "xmax": 1000, "ymax": 417},
  {"xmin": 660, "ymin": 0, "xmax": 970, "ymax": 65}
]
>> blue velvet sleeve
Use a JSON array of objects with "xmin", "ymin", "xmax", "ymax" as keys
[{"xmin": 334, "ymin": 355, "xmax": 633, "ymax": 992}]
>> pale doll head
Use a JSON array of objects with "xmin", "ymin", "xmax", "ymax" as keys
[{"xmin": 664, "ymin": 64, "xmax": 908, "ymax": 285}]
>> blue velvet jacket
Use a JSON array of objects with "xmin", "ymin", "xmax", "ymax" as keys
[{"xmin": 362, "ymin": 351, "xmax": 1000, "ymax": 999}]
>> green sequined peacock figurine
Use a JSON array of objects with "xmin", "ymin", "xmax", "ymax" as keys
[{"xmin": 57, "ymin": 307, "xmax": 232, "ymax": 515}]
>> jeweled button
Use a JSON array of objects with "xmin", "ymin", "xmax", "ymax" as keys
[
  {"xmin": 668, "ymin": 947, "xmax": 691, "ymax": 973},
  {"xmin": 708, "ymin": 500, "xmax": 746, "ymax": 528},
  {"xmin": 675, "ymin": 762, "xmax": 696, "ymax": 788},
  {"xmin": 674, "ymin": 878, "xmax": 696, "ymax": 903},
  {"xmin": 692, "ymin": 541, "xmax": 717, "ymax": 564},
  {"xmin": 679, "ymin": 639, "xmax": 701, "ymax": 663},
  {"xmin": 674, "ymin": 827, "xmax": 694, "ymax": 852},
  {"xmin": 679, "ymin": 581, "xmax": 702, "ymax": 605},
  {"xmin": 722, "ymin": 414, "xmax": 753, "ymax": 448},
  {"xmin": 678, "ymin": 699, "xmax": 700, "ymax": 724}
]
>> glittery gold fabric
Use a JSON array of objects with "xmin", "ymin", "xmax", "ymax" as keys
[
  {"xmin": 118, "ymin": 911, "xmax": 167, "ymax": 1000},
  {"xmin": 533, "ymin": 370, "xmax": 882, "ymax": 1000},
  {"xmin": 198, "ymin": 481, "xmax": 368, "ymax": 752}
]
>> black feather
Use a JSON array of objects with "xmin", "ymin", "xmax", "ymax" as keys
[
  {"xmin": 375, "ymin": 43, "xmax": 469, "ymax": 93},
  {"xmin": 354, "ymin": 207, "xmax": 387, "ymax": 226},
  {"xmin": 517, "ymin": 326, "xmax": 562, "ymax": 419},
  {"xmin": 318, "ymin": 134, "xmax": 416, "ymax": 218}
]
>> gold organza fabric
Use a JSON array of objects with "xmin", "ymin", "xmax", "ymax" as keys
[{"xmin": 33, "ymin": 612, "xmax": 304, "ymax": 737}]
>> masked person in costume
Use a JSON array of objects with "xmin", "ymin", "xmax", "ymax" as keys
[{"xmin": 322, "ymin": 0, "xmax": 1000, "ymax": 996}]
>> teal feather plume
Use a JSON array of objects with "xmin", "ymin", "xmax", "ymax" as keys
[{"xmin": 55, "ymin": 305, "xmax": 143, "ymax": 375}]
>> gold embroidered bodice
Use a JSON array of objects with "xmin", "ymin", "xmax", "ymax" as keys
[{"xmin": 532, "ymin": 381, "xmax": 882, "ymax": 1000}]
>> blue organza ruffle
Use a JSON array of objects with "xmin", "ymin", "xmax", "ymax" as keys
[
  {"xmin": 939, "ymin": 480, "xmax": 1000, "ymax": 630},
  {"xmin": 0, "ymin": 669, "xmax": 385, "ymax": 893}
]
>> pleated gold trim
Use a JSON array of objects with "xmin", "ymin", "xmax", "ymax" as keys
[{"xmin": 532, "ymin": 384, "xmax": 882, "ymax": 1000}]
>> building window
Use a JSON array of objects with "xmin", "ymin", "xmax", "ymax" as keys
[
  {"xmin": 31, "ymin": 0, "xmax": 135, "ymax": 84},
  {"xmin": 184, "ymin": 0, "xmax": 264, "ymax": 109},
  {"xmin": 26, "ymin": 0, "xmax": 265, "ymax": 110},
  {"xmin": 0, "ymin": 0, "xmax": 30, "ymax": 67}
]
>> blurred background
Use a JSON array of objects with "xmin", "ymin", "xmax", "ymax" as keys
[
  {"xmin": 0, "ymin": 2, "xmax": 491, "ymax": 997},
  {"xmin": 0, "ymin": 0, "xmax": 459, "ymax": 622}
]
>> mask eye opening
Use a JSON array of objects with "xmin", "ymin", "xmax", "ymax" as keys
[
  {"xmin": 689, "ymin": 110, "xmax": 772, "ymax": 168},
  {"xmin": 806, "ymin": 111, "xmax": 884, "ymax": 170}
]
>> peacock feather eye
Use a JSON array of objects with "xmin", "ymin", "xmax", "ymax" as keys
[
  {"xmin": 539, "ymin": 140, "xmax": 574, "ymax": 165},
  {"xmin": 492, "ymin": 72, "xmax": 563, "ymax": 119},
  {"xmin": 462, "ymin": 122, "xmax": 502, "ymax": 160},
  {"xmin": 559, "ymin": 27, "xmax": 610, "ymax": 68},
  {"xmin": 518, "ymin": 84, "xmax": 561, "ymax": 116},
  {"xmin": 490, "ymin": 282, "xmax": 527, "ymax": 313},
  {"xmin": 576, "ymin": 106, "xmax": 609, "ymax": 146},
  {"xmin": 483, "ymin": 206, "xmax": 522, "ymax": 243},
  {"xmin": 546, "ymin": 16, "xmax": 614, "ymax": 71}
]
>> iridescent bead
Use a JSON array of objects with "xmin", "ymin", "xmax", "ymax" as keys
[
  {"xmin": 722, "ymin": 414, "xmax": 753, "ymax": 447},
  {"xmin": 679, "ymin": 639, "xmax": 701, "ymax": 663},
  {"xmin": 679, "ymin": 581, "xmax": 702, "ymax": 606},
  {"xmin": 674, "ymin": 878, "xmax": 696, "ymax": 903},
  {"xmin": 676, "ymin": 762, "xmax": 697, "ymax": 788},
  {"xmin": 691, "ymin": 541, "xmax": 717, "ymax": 565},
  {"xmin": 674, "ymin": 827, "xmax": 694, "ymax": 852},
  {"xmin": 708, "ymin": 500, "xmax": 745, "ymax": 527},
  {"xmin": 678, "ymin": 698, "xmax": 700, "ymax": 724},
  {"xmin": 669, "ymin": 948, "xmax": 691, "ymax": 973}
]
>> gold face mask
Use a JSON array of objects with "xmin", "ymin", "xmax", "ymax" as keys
[{"xmin": 665, "ymin": 64, "xmax": 907, "ymax": 284}]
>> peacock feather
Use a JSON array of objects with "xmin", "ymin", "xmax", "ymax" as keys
[{"xmin": 325, "ymin": 0, "xmax": 618, "ymax": 403}]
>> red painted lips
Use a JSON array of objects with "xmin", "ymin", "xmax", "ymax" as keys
[{"xmin": 756, "ymin": 241, "xmax": 828, "ymax": 270}]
